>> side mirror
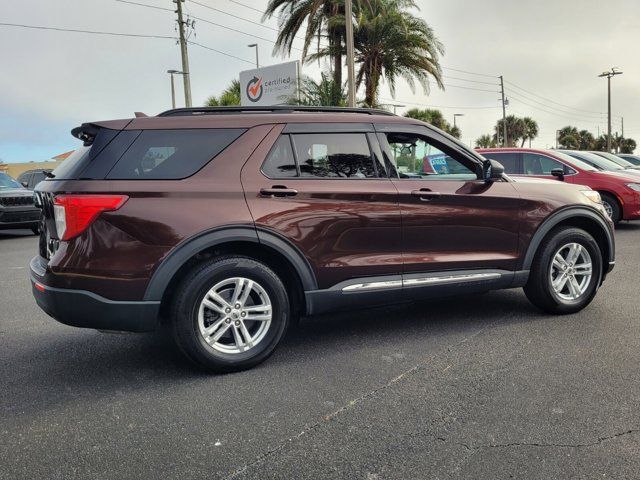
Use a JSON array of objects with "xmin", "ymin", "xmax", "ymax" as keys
[
  {"xmin": 482, "ymin": 159, "xmax": 505, "ymax": 182},
  {"xmin": 550, "ymin": 168, "xmax": 565, "ymax": 180}
]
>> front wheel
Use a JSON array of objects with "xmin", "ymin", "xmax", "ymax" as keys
[
  {"xmin": 171, "ymin": 256, "xmax": 290, "ymax": 373},
  {"xmin": 600, "ymin": 193, "xmax": 621, "ymax": 225},
  {"xmin": 524, "ymin": 227, "xmax": 602, "ymax": 314}
]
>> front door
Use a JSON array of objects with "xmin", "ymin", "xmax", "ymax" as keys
[
  {"xmin": 376, "ymin": 125, "xmax": 522, "ymax": 279},
  {"xmin": 241, "ymin": 124, "xmax": 403, "ymax": 298}
]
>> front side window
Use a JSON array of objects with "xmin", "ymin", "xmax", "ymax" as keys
[
  {"xmin": 522, "ymin": 153, "xmax": 563, "ymax": 175},
  {"xmin": 107, "ymin": 129, "xmax": 245, "ymax": 180},
  {"xmin": 383, "ymin": 132, "xmax": 476, "ymax": 180},
  {"xmin": 292, "ymin": 133, "xmax": 379, "ymax": 179}
]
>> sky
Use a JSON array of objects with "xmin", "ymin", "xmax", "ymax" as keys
[{"xmin": 1, "ymin": 0, "xmax": 639, "ymax": 163}]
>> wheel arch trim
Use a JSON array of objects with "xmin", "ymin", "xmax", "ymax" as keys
[
  {"xmin": 143, "ymin": 225, "xmax": 317, "ymax": 301},
  {"xmin": 521, "ymin": 206, "xmax": 614, "ymax": 271}
]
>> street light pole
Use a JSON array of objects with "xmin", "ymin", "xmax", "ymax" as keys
[
  {"xmin": 345, "ymin": 0, "xmax": 356, "ymax": 107},
  {"xmin": 453, "ymin": 113, "xmax": 464, "ymax": 128},
  {"xmin": 598, "ymin": 67, "xmax": 623, "ymax": 152},
  {"xmin": 248, "ymin": 44, "xmax": 259, "ymax": 68},
  {"xmin": 167, "ymin": 70, "xmax": 184, "ymax": 108}
]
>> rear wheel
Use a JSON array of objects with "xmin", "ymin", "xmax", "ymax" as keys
[
  {"xmin": 171, "ymin": 256, "xmax": 289, "ymax": 372},
  {"xmin": 599, "ymin": 192, "xmax": 621, "ymax": 224},
  {"xmin": 524, "ymin": 227, "xmax": 602, "ymax": 314}
]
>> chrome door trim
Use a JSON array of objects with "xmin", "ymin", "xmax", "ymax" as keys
[{"xmin": 341, "ymin": 272, "xmax": 503, "ymax": 292}]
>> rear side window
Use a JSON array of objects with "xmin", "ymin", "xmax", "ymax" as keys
[
  {"xmin": 262, "ymin": 135, "xmax": 297, "ymax": 178},
  {"xmin": 485, "ymin": 152, "xmax": 520, "ymax": 174},
  {"xmin": 292, "ymin": 133, "xmax": 378, "ymax": 178},
  {"xmin": 107, "ymin": 129, "xmax": 245, "ymax": 180}
]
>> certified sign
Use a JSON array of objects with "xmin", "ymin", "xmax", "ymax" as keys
[{"xmin": 240, "ymin": 61, "xmax": 299, "ymax": 106}]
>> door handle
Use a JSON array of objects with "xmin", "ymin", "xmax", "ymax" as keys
[
  {"xmin": 260, "ymin": 186, "xmax": 298, "ymax": 198},
  {"xmin": 411, "ymin": 189, "xmax": 441, "ymax": 201}
]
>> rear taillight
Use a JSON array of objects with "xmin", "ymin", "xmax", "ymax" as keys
[{"xmin": 53, "ymin": 194, "xmax": 129, "ymax": 240}]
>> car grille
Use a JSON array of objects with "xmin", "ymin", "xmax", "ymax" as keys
[
  {"xmin": 0, "ymin": 211, "xmax": 40, "ymax": 223},
  {"xmin": 0, "ymin": 196, "xmax": 34, "ymax": 207}
]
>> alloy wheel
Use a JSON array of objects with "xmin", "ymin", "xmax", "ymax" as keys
[
  {"xmin": 198, "ymin": 277, "xmax": 272, "ymax": 354},
  {"xmin": 549, "ymin": 243, "xmax": 593, "ymax": 301},
  {"xmin": 602, "ymin": 201, "xmax": 614, "ymax": 220}
]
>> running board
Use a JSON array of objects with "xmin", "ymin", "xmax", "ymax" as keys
[{"xmin": 343, "ymin": 272, "xmax": 502, "ymax": 292}]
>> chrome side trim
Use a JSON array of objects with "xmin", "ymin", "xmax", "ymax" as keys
[
  {"xmin": 342, "ymin": 272, "xmax": 502, "ymax": 293},
  {"xmin": 342, "ymin": 280, "xmax": 403, "ymax": 292},
  {"xmin": 403, "ymin": 272, "xmax": 502, "ymax": 288}
]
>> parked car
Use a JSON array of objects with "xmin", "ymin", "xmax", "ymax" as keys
[
  {"xmin": 31, "ymin": 107, "xmax": 614, "ymax": 372},
  {"xmin": 590, "ymin": 151, "xmax": 640, "ymax": 171},
  {"xmin": 0, "ymin": 172, "xmax": 40, "ymax": 234},
  {"xmin": 617, "ymin": 153, "xmax": 640, "ymax": 167},
  {"xmin": 17, "ymin": 169, "xmax": 52, "ymax": 190},
  {"xmin": 560, "ymin": 150, "xmax": 640, "ymax": 177},
  {"xmin": 478, "ymin": 148, "xmax": 640, "ymax": 224}
]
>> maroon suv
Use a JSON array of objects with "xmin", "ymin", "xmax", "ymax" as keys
[{"xmin": 30, "ymin": 106, "xmax": 615, "ymax": 372}]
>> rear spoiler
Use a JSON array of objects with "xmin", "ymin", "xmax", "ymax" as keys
[{"xmin": 70, "ymin": 123, "xmax": 100, "ymax": 146}]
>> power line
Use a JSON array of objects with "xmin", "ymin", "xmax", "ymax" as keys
[
  {"xmin": 378, "ymin": 97, "xmax": 499, "ymax": 110},
  {"xmin": 505, "ymin": 88, "xmax": 607, "ymax": 122},
  {"xmin": 188, "ymin": 41, "xmax": 254, "ymax": 65},
  {"xmin": 508, "ymin": 96, "xmax": 608, "ymax": 125},
  {"xmin": 504, "ymin": 79, "xmax": 606, "ymax": 116},
  {"xmin": 443, "ymin": 83, "xmax": 498, "ymax": 93},
  {"xmin": 189, "ymin": 0, "xmax": 280, "ymax": 33},
  {"xmin": 442, "ymin": 66, "xmax": 497, "ymax": 78},
  {"xmin": 0, "ymin": 22, "xmax": 176, "ymax": 39},
  {"xmin": 227, "ymin": 0, "xmax": 264, "ymax": 15},
  {"xmin": 114, "ymin": 0, "xmax": 173, "ymax": 12},
  {"xmin": 441, "ymin": 74, "xmax": 499, "ymax": 86}
]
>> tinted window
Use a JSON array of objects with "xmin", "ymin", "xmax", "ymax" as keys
[
  {"xmin": 522, "ymin": 153, "xmax": 563, "ymax": 175},
  {"xmin": 384, "ymin": 132, "xmax": 476, "ymax": 180},
  {"xmin": 17, "ymin": 172, "xmax": 31, "ymax": 185},
  {"xmin": 107, "ymin": 129, "xmax": 245, "ymax": 180},
  {"xmin": 262, "ymin": 135, "xmax": 297, "ymax": 178},
  {"xmin": 30, "ymin": 171, "xmax": 46, "ymax": 188},
  {"xmin": 0, "ymin": 173, "xmax": 21, "ymax": 189},
  {"xmin": 292, "ymin": 133, "xmax": 378, "ymax": 178},
  {"xmin": 485, "ymin": 152, "xmax": 519, "ymax": 174}
]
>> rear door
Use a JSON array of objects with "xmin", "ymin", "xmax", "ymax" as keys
[
  {"xmin": 241, "ymin": 123, "xmax": 402, "ymax": 299},
  {"xmin": 376, "ymin": 124, "xmax": 522, "ymax": 282}
]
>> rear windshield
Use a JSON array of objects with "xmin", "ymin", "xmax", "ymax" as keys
[
  {"xmin": 106, "ymin": 129, "xmax": 246, "ymax": 180},
  {"xmin": 51, "ymin": 147, "xmax": 91, "ymax": 179},
  {"xmin": 0, "ymin": 173, "xmax": 21, "ymax": 189}
]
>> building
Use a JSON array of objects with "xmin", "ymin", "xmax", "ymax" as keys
[{"xmin": 0, "ymin": 150, "xmax": 73, "ymax": 178}]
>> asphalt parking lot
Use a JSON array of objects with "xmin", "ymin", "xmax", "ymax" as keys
[{"xmin": 1, "ymin": 226, "xmax": 639, "ymax": 480}]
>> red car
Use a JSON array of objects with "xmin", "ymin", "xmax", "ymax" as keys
[{"xmin": 478, "ymin": 148, "xmax": 640, "ymax": 224}]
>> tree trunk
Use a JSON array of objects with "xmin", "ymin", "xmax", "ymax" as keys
[{"xmin": 329, "ymin": 28, "xmax": 342, "ymax": 88}]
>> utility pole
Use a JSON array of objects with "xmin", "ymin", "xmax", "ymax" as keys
[
  {"xmin": 175, "ymin": 0, "xmax": 192, "ymax": 107},
  {"xmin": 345, "ymin": 0, "xmax": 356, "ymax": 107},
  {"xmin": 499, "ymin": 75, "xmax": 507, "ymax": 147},
  {"xmin": 621, "ymin": 117, "xmax": 624, "ymax": 138},
  {"xmin": 598, "ymin": 67, "xmax": 623, "ymax": 152}
]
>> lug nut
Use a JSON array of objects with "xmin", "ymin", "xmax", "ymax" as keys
[
  {"xmin": 235, "ymin": 320, "xmax": 240, "ymax": 326},
  {"xmin": 225, "ymin": 318, "xmax": 231, "ymax": 324},
  {"xmin": 241, "ymin": 312, "xmax": 246, "ymax": 317},
  {"xmin": 225, "ymin": 307, "xmax": 231, "ymax": 313},
  {"xmin": 235, "ymin": 303, "xmax": 241, "ymax": 309}
]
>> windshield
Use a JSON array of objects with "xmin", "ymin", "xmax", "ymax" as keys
[
  {"xmin": 562, "ymin": 150, "xmax": 624, "ymax": 171},
  {"xmin": 548, "ymin": 150, "xmax": 598, "ymax": 172},
  {"xmin": 0, "ymin": 172, "xmax": 22, "ymax": 189},
  {"xmin": 594, "ymin": 151, "xmax": 635, "ymax": 168}
]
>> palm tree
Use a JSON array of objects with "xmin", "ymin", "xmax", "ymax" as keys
[
  {"xmin": 404, "ymin": 108, "xmax": 459, "ymax": 138},
  {"xmin": 520, "ymin": 117, "xmax": 539, "ymax": 147},
  {"xmin": 264, "ymin": 0, "xmax": 345, "ymax": 86},
  {"xmin": 557, "ymin": 126, "xmax": 580, "ymax": 149},
  {"xmin": 350, "ymin": 0, "xmax": 444, "ymax": 106},
  {"xmin": 205, "ymin": 80, "xmax": 241, "ymax": 106},
  {"xmin": 475, "ymin": 134, "xmax": 495, "ymax": 148},
  {"xmin": 577, "ymin": 130, "xmax": 595, "ymax": 150},
  {"xmin": 288, "ymin": 72, "xmax": 347, "ymax": 105},
  {"xmin": 495, "ymin": 115, "xmax": 525, "ymax": 147}
]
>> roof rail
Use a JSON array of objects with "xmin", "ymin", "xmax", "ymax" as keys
[{"xmin": 157, "ymin": 105, "xmax": 396, "ymax": 117}]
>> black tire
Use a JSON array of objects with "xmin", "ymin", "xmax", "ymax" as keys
[
  {"xmin": 171, "ymin": 256, "xmax": 289, "ymax": 373},
  {"xmin": 600, "ymin": 192, "xmax": 621, "ymax": 225},
  {"xmin": 524, "ymin": 227, "xmax": 602, "ymax": 314}
]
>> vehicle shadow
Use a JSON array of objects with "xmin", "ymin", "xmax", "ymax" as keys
[
  {"xmin": 3, "ymin": 289, "xmax": 544, "ymax": 406},
  {"xmin": 615, "ymin": 222, "xmax": 640, "ymax": 231}
]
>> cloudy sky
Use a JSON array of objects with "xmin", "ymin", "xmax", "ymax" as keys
[{"xmin": 1, "ymin": 0, "xmax": 638, "ymax": 162}]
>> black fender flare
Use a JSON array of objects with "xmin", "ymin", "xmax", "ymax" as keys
[
  {"xmin": 143, "ymin": 225, "xmax": 318, "ymax": 301},
  {"xmin": 521, "ymin": 206, "xmax": 615, "ymax": 271}
]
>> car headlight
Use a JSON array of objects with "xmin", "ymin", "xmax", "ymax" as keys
[
  {"xmin": 626, "ymin": 183, "xmax": 640, "ymax": 192},
  {"xmin": 581, "ymin": 190, "xmax": 602, "ymax": 204}
]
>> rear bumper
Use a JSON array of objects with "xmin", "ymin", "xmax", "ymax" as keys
[{"xmin": 30, "ymin": 256, "xmax": 160, "ymax": 333}]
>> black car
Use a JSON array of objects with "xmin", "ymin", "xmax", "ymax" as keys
[
  {"xmin": 0, "ymin": 172, "xmax": 40, "ymax": 234},
  {"xmin": 17, "ymin": 169, "xmax": 52, "ymax": 190}
]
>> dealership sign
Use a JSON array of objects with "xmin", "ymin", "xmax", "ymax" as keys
[{"xmin": 239, "ymin": 61, "xmax": 299, "ymax": 106}]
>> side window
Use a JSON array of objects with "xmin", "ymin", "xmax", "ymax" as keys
[
  {"xmin": 107, "ymin": 129, "xmax": 245, "ymax": 180},
  {"xmin": 522, "ymin": 153, "xmax": 563, "ymax": 175},
  {"xmin": 485, "ymin": 152, "xmax": 520, "ymax": 174},
  {"xmin": 30, "ymin": 172, "xmax": 46, "ymax": 188},
  {"xmin": 17, "ymin": 172, "xmax": 30, "ymax": 187},
  {"xmin": 262, "ymin": 135, "xmax": 297, "ymax": 178},
  {"xmin": 383, "ymin": 132, "xmax": 476, "ymax": 180},
  {"xmin": 292, "ymin": 133, "xmax": 380, "ymax": 178}
]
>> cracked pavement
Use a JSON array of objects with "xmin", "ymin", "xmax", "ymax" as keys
[{"xmin": 2, "ymin": 225, "xmax": 640, "ymax": 479}]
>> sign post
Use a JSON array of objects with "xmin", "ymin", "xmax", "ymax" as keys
[{"xmin": 239, "ymin": 61, "xmax": 300, "ymax": 106}]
